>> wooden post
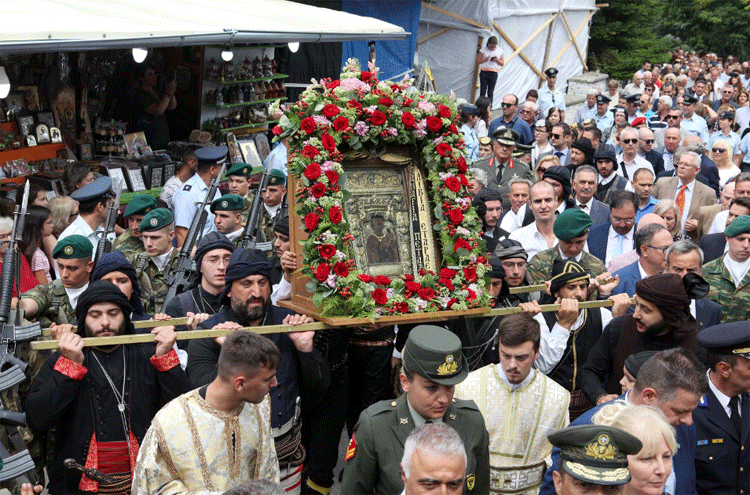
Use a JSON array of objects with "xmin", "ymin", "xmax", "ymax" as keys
[
  {"xmin": 503, "ymin": 15, "xmax": 557, "ymax": 66},
  {"xmin": 417, "ymin": 27, "xmax": 451, "ymax": 46},
  {"xmin": 560, "ymin": 11, "xmax": 587, "ymax": 71},
  {"xmin": 540, "ymin": 13, "xmax": 556, "ymax": 88},
  {"xmin": 470, "ymin": 35, "xmax": 482, "ymax": 103},
  {"xmin": 548, "ymin": 10, "xmax": 596, "ymax": 70},
  {"xmin": 493, "ymin": 22, "xmax": 545, "ymax": 80}
]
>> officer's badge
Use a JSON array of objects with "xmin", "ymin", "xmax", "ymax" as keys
[
  {"xmin": 466, "ymin": 474, "xmax": 475, "ymax": 491},
  {"xmin": 436, "ymin": 354, "xmax": 458, "ymax": 376},
  {"xmin": 222, "ymin": 201, "xmax": 228, "ymax": 208},
  {"xmin": 243, "ymin": 167, "xmax": 248, "ymax": 174},
  {"xmin": 585, "ymin": 433, "xmax": 617, "ymax": 460},
  {"xmin": 345, "ymin": 436, "xmax": 357, "ymax": 461},
  {"xmin": 64, "ymin": 246, "xmax": 74, "ymax": 255},
  {"xmin": 150, "ymin": 218, "xmax": 158, "ymax": 227},
  {"xmin": 183, "ymin": 185, "xmax": 192, "ymax": 191}
]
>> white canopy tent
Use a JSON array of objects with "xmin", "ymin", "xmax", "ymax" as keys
[
  {"xmin": 0, "ymin": 0, "xmax": 409, "ymax": 53},
  {"xmin": 416, "ymin": 0, "xmax": 596, "ymax": 109}
]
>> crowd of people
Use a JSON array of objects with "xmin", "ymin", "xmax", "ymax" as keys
[{"xmin": 1, "ymin": 46, "xmax": 749, "ymax": 495}]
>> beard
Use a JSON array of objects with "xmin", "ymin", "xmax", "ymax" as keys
[
  {"xmin": 233, "ymin": 294, "xmax": 271, "ymax": 323},
  {"xmin": 636, "ymin": 318, "xmax": 667, "ymax": 336}
]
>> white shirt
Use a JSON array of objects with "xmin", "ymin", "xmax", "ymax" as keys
[
  {"xmin": 271, "ymin": 276, "xmax": 292, "ymax": 306},
  {"xmin": 723, "ymin": 252, "xmax": 750, "ymax": 287},
  {"xmin": 599, "ymin": 173, "xmax": 617, "ymax": 186},
  {"xmin": 736, "ymin": 107, "xmax": 750, "ymax": 138},
  {"xmin": 708, "ymin": 370, "xmax": 741, "ymax": 420},
  {"xmin": 65, "ymin": 284, "xmax": 89, "ymax": 310},
  {"xmin": 264, "ymin": 203, "xmax": 281, "ymax": 219},
  {"xmin": 708, "ymin": 210, "xmax": 730, "ymax": 235},
  {"xmin": 576, "ymin": 197, "xmax": 593, "ymax": 214},
  {"xmin": 225, "ymin": 228, "xmax": 243, "ymax": 242},
  {"xmin": 605, "ymin": 225, "xmax": 634, "ymax": 265},
  {"xmin": 557, "ymin": 245, "xmax": 583, "ymax": 261},
  {"xmin": 615, "ymin": 153, "xmax": 654, "ymax": 182},
  {"xmin": 673, "ymin": 179, "xmax": 696, "ymax": 230},
  {"xmin": 152, "ymin": 248, "xmax": 174, "ymax": 272},
  {"xmin": 495, "ymin": 362, "xmax": 534, "ymax": 390},
  {"xmin": 159, "ymin": 175, "xmax": 184, "ymax": 206},
  {"xmin": 478, "ymin": 45, "xmax": 504, "ymax": 72},
  {"xmin": 499, "ymin": 203, "xmax": 527, "ymax": 234},
  {"xmin": 509, "ymin": 222, "xmax": 556, "ymax": 259}
]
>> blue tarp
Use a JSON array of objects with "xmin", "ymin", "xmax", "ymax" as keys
[{"xmin": 341, "ymin": 0, "xmax": 420, "ymax": 81}]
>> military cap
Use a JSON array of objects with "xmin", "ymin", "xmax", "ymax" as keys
[
  {"xmin": 402, "ymin": 325, "xmax": 468, "ymax": 386},
  {"xmin": 478, "ymin": 136, "xmax": 492, "ymax": 146},
  {"xmin": 491, "ymin": 126, "xmax": 519, "ymax": 146},
  {"xmin": 719, "ymin": 110, "xmax": 736, "ymax": 120},
  {"xmin": 554, "ymin": 209, "xmax": 592, "ymax": 241},
  {"xmin": 71, "ymin": 176, "xmax": 113, "ymax": 203},
  {"xmin": 273, "ymin": 214, "xmax": 289, "ymax": 237},
  {"xmin": 494, "ymin": 238, "xmax": 527, "ymax": 261},
  {"xmin": 195, "ymin": 145, "xmax": 229, "ymax": 165},
  {"xmin": 139, "ymin": 208, "xmax": 174, "ymax": 233},
  {"xmin": 631, "ymin": 117, "xmax": 648, "ymax": 127},
  {"xmin": 210, "ymin": 194, "xmax": 244, "ymax": 213},
  {"xmin": 595, "ymin": 94, "xmax": 611, "ymax": 105},
  {"xmin": 610, "ymin": 105, "xmax": 627, "ymax": 115},
  {"xmin": 624, "ymin": 93, "xmax": 641, "ymax": 104},
  {"xmin": 515, "ymin": 142, "xmax": 533, "ymax": 153},
  {"xmin": 267, "ymin": 168, "xmax": 287, "ymax": 187},
  {"xmin": 724, "ymin": 215, "xmax": 750, "ymax": 237},
  {"xmin": 53, "ymin": 235, "xmax": 93, "ymax": 259},
  {"xmin": 550, "ymin": 259, "xmax": 590, "ymax": 295},
  {"xmin": 583, "ymin": 118, "xmax": 596, "ymax": 127},
  {"xmin": 682, "ymin": 94, "xmax": 699, "ymax": 105},
  {"xmin": 698, "ymin": 321, "xmax": 750, "ymax": 359},
  {"xmin": 226, "ymin": 163, "xmax": 263, "ymax": 178},
  {"xmin": 547, "ymin": 425, "xmax": 642, "ymax": 486},
  {"xmin": 123, "ymin": 194, "xmax": 157, "ymax": 217},
  {"xmin": 460, "ymin": 104, "xmax": 479, "ymax": 116},
  {"xmin": 545, "ymin": 67, "xmax": 559, "ymax": 77}
]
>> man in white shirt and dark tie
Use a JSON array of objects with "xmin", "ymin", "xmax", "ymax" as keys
[
  {"xmin": 550, "ymin": 123, "xmax": 571, "ymax": 166},
  {"xmin": 572, "ymin": 165, "xmax": 610, "ymax": 227}
]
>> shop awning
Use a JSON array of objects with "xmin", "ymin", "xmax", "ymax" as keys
[{"xmin": 1, "ymin": 0, "xmax": 409, "ymax": 54}]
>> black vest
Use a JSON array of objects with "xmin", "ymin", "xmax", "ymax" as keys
[{"xmin": 543, "ymin": 308, "xmax": 603, "ymax": 392}]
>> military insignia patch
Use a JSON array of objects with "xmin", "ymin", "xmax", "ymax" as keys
[
  {"xmin": 183, "ymin": 185, "xmax": 192, "ymax": 191},
  {"xmin": 64, "ymin": 246, "xmax": 74, "ymax": 255},
  {"xmin": 466, "ymin": 474, "xmax": 475, "ymax": 490},
  {"xmin": 585, "ymin": 433, "xmax": 617, "ymax": 460},
  {"xmin": 150, "ymin": 218, "xmax": 158, "ymax": 227},
  {"xmin": 436, "ymin": 354, "xmax": 458, "ymax": 375},
  {"xmin": 222, "ymin": 201, "xmax": 228, "ymax": 208},
  {"xmin": 243, "ymin": 167, "xmax": 248, "ymax": 174},
  {"xmin": 345, "ymin": 436, "xmax": 357, "ymax": 461}
]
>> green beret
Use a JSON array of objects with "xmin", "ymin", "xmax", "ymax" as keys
[
  {"xmin": 139, "ymin": 208, "xmax": 174, "ymax": 232},
  {"xmin": 554, "ymin": 208, "xmax": 593, "ymax": 241},
  {"xmin": 211, "ymin": 194, "xmax": 244, "ymax": 213},
  {"xmin": 123, "ymin": 194, "xmax": 157, "ymax": 217},
  {"xmin": 725, "ymin": 215, "xmax": 750, "ymax": 238},
  {"xmin": 53, "ymin": 235, "xmax": 93, "ymax": 259},
  {"xmin": 225, "ymin": 163, "xmax": 263, "ymax": 178},
  {"xmin": 267, "ymin": 169, "xmax": 286, "ymax": 187}
]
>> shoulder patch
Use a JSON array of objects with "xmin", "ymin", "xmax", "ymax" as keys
[
  {"xmin": 183, "ymin": 184, "xmax": 192, "ymax": 191},
  {"xmin": 345, "ymin": 436, "xmax": 356, "ymax": 461}
]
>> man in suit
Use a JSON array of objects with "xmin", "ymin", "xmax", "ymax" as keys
[
  {"xmin": 550, "ymin": 123, "xmax": 572, "ymax": 167},
  {"xmin": 595, "ymin": 145, "xmax": 629, "ymax": 203},
  {"xmin": 612, "ymin": 223, "xmax": 672, "ymax": 296},
  {"xmin": 699, "ymin": 197, "xmax": 750, "ymax": 263},
  {"xmin": 652, "ymin": 149, "xmax": 717, "ymax": 242},
  {"xmin": 694, "ymin": 322, "xmax": 750, "ymax": 495},
  {"xmin": 657, "ymin": 137, "xmax": 721, "ymax": 197},
  {"xmin": 638, "ymin": 127, "xmax": 665, "ymax": 175},
  {"xmin": 587, "ymin": 191, "xmax": 638, "ymax": 265},
  {"xmin": 665, "ymin": 240, "xmax": 723, "ymax": 330},
  {"xmin": 695, "ymin": 181, "xmax": 733, "ymax": 239},
  {"xmin": 539, "ymin": 347, "xmax": 709, "ymax": 495},
  {"xmin": 572, "ymin": 165, "xmax": 610, "ymax": 226}
]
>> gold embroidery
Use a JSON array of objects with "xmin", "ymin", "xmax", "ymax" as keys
[
  {"xmin": 584, "ymin": 434, "xmax": 617, "ymax": 460},
  {"xmin": 466, "ymin": 474, "xmax": 475, "ymax": 490},
  {"xmin": 437, "ymin": 354, "xmax": 458, "ymax": 375}
]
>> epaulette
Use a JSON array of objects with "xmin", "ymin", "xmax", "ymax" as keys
[
  {"xmin": 452, "ymin": 397, "xmax": 481, "ymax": 412},
  {"xmin": 366, "ymin": 399, "xmax": 399, "ymax": 417},
  {"xmin": 698, "ymin": 395, "xmax": 708, "ymax": 407}
]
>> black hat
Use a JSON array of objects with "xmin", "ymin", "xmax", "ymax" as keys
[
  {"xmin": 624, "ymin": 93, "xmax": 641, "ymax": 104},
  {"xmin": 697, "ymin": 321, "xmax": 750, "ymax": 359},
  {"xmin": 194, "ymin": 232, "xmax": 235, "ymax": 273},
  {"xmin": 571, "ymin": 138, "xmax": 595, "ymax": 156},
  {"xmin": 624, "ymin": 350, "xmax": 660, "ymax": 378},
  {"xmin": 76, "ymin": 280, "xmax": 134, "ymax": 336},
  {"xmin": 220, "ymin": 248, "xmax": 272, "ymax": 302},
  {"xmin": 543, "ymin": 166, "xmax": 572, "ymax": 198},
  {"xmin": 682, "ymin": 94, "xmax": 699, "ymax": 105},
  {"xmin": 550, "ymin": 259, "xmax": 590, "ymax": 295},
  {"xmin": 494, "ymin": 239, "xmax": 527, "ymax": 261},
  {"xmin": 594, "ymin": 144, "xmax": 618, "ymax": 169},
  {"xmin": 273, "ymin": 214, "xmax": 289, "ymax": 237},
  {"xmin": 545, "ymin": 67, "xmax": 559, "ymax": 77},
  {"xmin": 477, "ymin": 188, "xmax": 504, "ymax": 203},
  {"xmin": 460, "ymin": 104, "xmax": 479, "ymax": 116},
  {"xmin": 488, "ymin": 255, "xmax": 506, "ymax": 280},
  {"xmin": 595, "ymin": 94, "xmax": 611, "ymax": 105},
  {"xmin": 91, "ymin": 251, "xmax": 145, "ymax": 316}
]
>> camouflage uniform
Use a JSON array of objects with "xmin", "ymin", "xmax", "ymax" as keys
[
  {"xmin": 128, "ymin": 249, "xmax": 180, "ymax": 315},
  {"xmin": 113, "ymin": 229, "xmax": 145, "ymax": 258},
  {"xmin": 260, "ymin": 208, "xmax": 275, "ymax": 251},
  {"xmin": 19, "ymin": 279, "xmax": 76, "ymax": 327},
  {"xmin": 702, "ymin": 254, "xmax": 750, "ymax": 323},
  {"xmin": 240, "ymin": 193, "xmax": 254, "ymax": 226},
  {"xmin": 527, "ymin": 247, "xmax": 606, "ymax": 295}
]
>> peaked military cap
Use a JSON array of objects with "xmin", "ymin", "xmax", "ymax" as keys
[
  {"xmin": 402, "ymin": 325, "xmax": 468, "ymax": 386},
  {"xmin": 719, "ymin": 110, "xmax": 736, "ymax": 120},
  {"xmin": 139, "ymin": 208, "xmax": 174, "ymax": 232},
  {"xmin": 53, "ymin": 235, "xmax": 93, "ymax": 259},
  {"xmin": 515, "ymin": 142, "xmax": 533, "ymax": 153},
  {"xmin": 698, "ymin": 321, "xmax": 750, "ymax": 359},
  {"xmin": 554, "ymin": 209, "xmax": 592, "ymax": 241},
  {"xmin": 682, "ymin": 94, "xmax": 699, "ymax": 105},
  {"xmin": 195, "ymin": 145, "xmax": 228, "ymax": 165},
  {"xmin": 550, "ymin": 259, "xmax": 590, "ymax": 295},
  {"xmin": 547, "ymin": 425, "xmax": 642, "ymax": 486},
  {"xmin": 211, "ymin": 194, "xmax": 244, "ymax": 213},
  {"xmin": 478, "ymin": 136, "xmax": 492, "ymax": 146},
  {"xmin": 267, "ymin": 168, "xmax": 287, "ymax": 187},
  {"xmin": 226, "ymin": 163, "xmax": 263, "ymax": 178},
  {"xmin": 545, "ymin": 67, "xmax": 559, "ymax": 77},
  {"xmin": 491, "ymin": 126, "xmax": 519, "ymax": 146},
  {"xmin": 460, "ymin": 104, "xmax": 479, "ymax": 115},
  {"xmin": 595, "ymin": 94, "xmax": 611, "ymax": 105},
  {"xmin": 123, "ymin": 194, "xmax": 157, "ymax": 217},
  {"xmin": 724, "ymin": 215, "xmax": 750, "ymax": 237},
  {"xmin": 623, "ymin": 93, "xmax": 641, "ymax": 104},
  {"xmin": 71, "ymin": 176, "xmax": 112, "ymax": 203}
]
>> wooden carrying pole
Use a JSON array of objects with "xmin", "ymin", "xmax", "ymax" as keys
[{"xmin": 30, "ymin": 298, "xmax": 633, "ymax": 351}]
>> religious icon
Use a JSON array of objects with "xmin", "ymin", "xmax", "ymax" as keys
[
  {"xmin": 50, "ymin": 127, "xmax": 62, "ymax": 143},
  {"xmin": 366, "ymin": 214, "xmax": 401, "ymax": 265},
  {"xmin": 36, "ymin": 124, "xmax": 50, "ymax": 143}
]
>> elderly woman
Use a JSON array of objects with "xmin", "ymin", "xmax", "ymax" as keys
[
  {"xmin": 710, "ymin": 139, "xmax": 740, "ymax": 187},
  {"xmin": 593, "ymin": 404, "xmax": 677, "ymax": 495},
  {"xmin": 654, "ymin": 199, "xmax": 686, "ymax": 241}
]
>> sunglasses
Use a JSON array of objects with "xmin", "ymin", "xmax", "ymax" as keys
[
  {"xmin": 667, "ymin": 115, "xmax": 680, "ymax": 119},
  {"xmin": 642, "ymin": 139, "xmax": 655, "ymax": 144},
  {"xmin": 622, "ymin": 139, "xmax": 638, "ymax": 144},
  {"xmin": 551, "ymin": 133, "xmax": 563, "ymax": 139},
  {"xmin": 519, "ymin": 109, "xmax": 531, "ymax": 114},
  {"xmin": 501, "ymin": 103, "xmax": 514, "ymax": 108},
  {"xmin": 712, "ymin": 148, "xmax": 727, "ymax": 153}
]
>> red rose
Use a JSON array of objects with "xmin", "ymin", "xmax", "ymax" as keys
[
  {"xmin": 325, "ymin": 80, "xmax": 341, "ymax": 89},
  {"xmin": 477, "ymin": 256, "xmax": 487, "ymax": 264},
  {"xmin": 447, "ymin": 209, "xmax": 464, "ymax": 225},
  {"xmin": 390, "ymin": 84, "xmax": 400, "ymax": 91},
  {"xmin": 304, "ymin": 162, "xmax": 322, "ymax": 180},
  {"xmin": 303, "ymin": 145, "xmax": 320, "ymax": 159},
  {"xmin": 321, "ymin": 134, "xmax": 336, "ymax": 153},
  {"xmin": 467, "ymin": 288, "xmax": 477, "ymax": 301},
  {"xmin": 454, "ymin": 238, "xmax": 471, "ymax": 252},
  {"xmin": 456, "ymin": 156, "xmax": 468, "ymax": 173},
  {"xmin": 446, "ymin": 297, "xmax": 459, "ymax": 309},
  {"xmin": 333, "ymin": 116, "xmax": 349, "ymax": 131},
  {"xmin": 347, "ymin": 100, "xmax": 362, "ymax": 110},
  {"xmin": 322, "ymin": 104, "xmax": 340, "ymax": 118},
  {"xmin": 360, "ymin": 71, "xmax": 373, "ymax": 82},
  {"xmin": 370, "ymin": 110, "xmax": 387, "ymax": 126},
  {"xmin": 395, "ymin": 302, "xmax": 409, "ymax": 313},
  {"xmin": 304, "ymin": 212, "xmax": 320, "ymax": 231},
  {"xmin": 436, "ymin": 143, "xmax": 453, "ymax": 157},
  {"xmin": 403, "ymin": 98, "xmax": 414, "ymax": 107},
  {"xmin": 449, "ymin": 124, "xmax": 459, "ymax": 135},
  {"xmin": 372, "ymin": 288, "xmax": 388, "ymax": 305},
  {"xmin": 458, "ymin": 174, "xmax": 469, "ymax": 186},
  {"xmin": 418, "ymin": 287, "xmax": 436, "ymax": 300},
  {"xmin": 333, "ymin": 262, "xmax": 349, "ymax": 278},
  {"xmin": 272, "ymin": 125, "xmax": 283, "ymax": 135},
  {"xmin": 358, "ymin": 274, "xmax": 373, "ymax": 283},
  {"xmin": 440, "ymin": 268, "xmax": 458, "ymax": 279},
  {"xmin": 438, "ymin": 105, "xmax": 451, "ymax": 118},
  {"xmin": 401, "ymin": 112, "xmax": 416, "ymax": 129},
  {"xmin": 300, "ymin": 117, "xmax": 316, "ymax": 135},
  {"xmin": 329, "ymin": 206, "xmax": 343, "ymax": 224},
  {"xmin": 426, "ymin": 116, "xmax": 443, "ymax": 133},
  {"xmin": 463, "ymin": 266, "xmax": 478, "ymax": 283},
  {"xmin": 405, "ymin": 281, "xmax": 421, "ymax": 293},
  {"xmin": 374, "ymin": 275, "xmax": 392, "ymax": 286},
  {"xmin": 325, "ymin": 170, "xmax": 339, "ymax": 185},
  {"xmin": 445, "ymin": 176, "xmax": 461, "ymax": 193},
  {"xmin": 403, "ymin": 274, "xmax": 415, "ymax": 282},
  {"xmin": 439, "ymin": 278, "xmax": 455, "ymax": 292},
  {"xmin": 315, "ymin": 264, "xmax": 330, "ymax": 282},
  {"xmin": 319, "ymin": 244, "xmax": 337, "ymax": 260},
  {"xmin": 311, "ymin": 183, "xmax": 326, "ymax": 198},
  {"xmin": 378, "ymin": 97, "xmax": 394, "ymax": 107}
]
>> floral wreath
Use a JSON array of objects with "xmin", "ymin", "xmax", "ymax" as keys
[{"xmin": 271, "ymin": 58, "xmax": 491, "ymax": 319}]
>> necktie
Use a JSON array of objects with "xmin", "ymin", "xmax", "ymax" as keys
[
  {"xmin": 555, "ymin": 151, "xmax": 563, "ymax": 158},
  {"xmin": 730, "ymin": 396, "xmax": 742, "ymax": 435},
  {"xmin": 614, "ymin": 235, "xmax": 625, "ymax": 258},
  {"xmin": 676, "ymin": 185, "xmax": 688, "ymax": 218},
  {"xmin": 578, "ymin": 204, "xmax": 586, "ymax": 209},
  {"xmin": 664, "ymin": 153, "xmax": 674, "ymax": 171}
]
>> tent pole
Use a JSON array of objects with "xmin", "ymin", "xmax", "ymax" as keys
[
  {"xmin": 417, "ymin": 27, "xmax": 451, "ymax": 46},
  {"xmin": 561, "ymin": 11, "xmax": 587, "ymax": 71},
  {"xmin": 540, "ymin": 14, "xmax": 556, "ymax": 89},
  {"xmin": 547, "ymin": 10, "xmax": 596, "ymax": 70},
  {"xmin": 421, "ymin": 2, "xmax": 492, "ymax": 31},
  {"xmin": 470, "ymin": 35, "xmax": 482, "ymax": 103},
  {"xmin": 503, "ymin": 15, "xmax": 556, "ymax": 66},
  {"xmin": 493, "ymin": 22, "xmax": 544, "ymax": 80}
]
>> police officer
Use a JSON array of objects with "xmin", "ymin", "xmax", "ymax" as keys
[
  {"xmin": 171, "ymin": 145, "xmax": 226, "ymax": 247},
  {"xmin": 591, "ymin": 94, "xmax": 614, "ymax": 133},
  {"xmin": 58, "ymin": 176, "xmax": 115, "ymax": 247},
  {"xmin": 225, "ymin": 162, "xmax": 261, "ymax": 225},
  {"xmin": 211, "ymin": 194, "xmax": 245, "ymax": 244},
  {"xmin": 548, "ymin": 424, "xmax": 642, "ymax": 495},
  {"xmin": 538, "ymin": 67, "xmax": 566, "ymax": 119},
  {"xmin": 113, "ymin": 194, "xmax": 157, "ymax": 258},
  {"xmin": 694, "ymin": 321, "xmax": 750, "ymax": 495},
  {"xmin": 127, "ymin": 208, "xmax": 178, "ymax": 314},
  {"xmin": 341, "ymin": 325, "xmax": 490, "ymax": 495}
]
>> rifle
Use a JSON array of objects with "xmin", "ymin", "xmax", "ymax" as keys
[
  {"xmin": 161, "ymin": 162, "xmax": 227, "ymax": 312},
  {"xmin": 0, "ymin": 181, "xmax": 41, "ymax": 484},
  {"xmin": 93, "ymin": 177, "xmax": 123, "ymax": 266},
  {"xmin": 240, "ymin": 169, "xmax": 272, "ymax": 250}
]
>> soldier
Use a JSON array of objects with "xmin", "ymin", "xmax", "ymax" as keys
[
  {"xmin": 19, "ymin": 235, "xmax": 94, "ymax": 327},
  {"xmin": 127, "ymin": 208, "xmax": 179, "ymax": 315},
  {"xmin": 225, "ymin": 162, "xmax": 260, "ymax": 225},
  {"xmin": 341, "ymin": 325, "xmax": 490, "ymax": 495},
  {"xmin": 703, "ymin": 214, "xmax": 750, "ymax": 323},
  {"xmin": 211, "ymin": 194, "xmax": 245, "ymax": 244},
  {"xmin": 113, "ymin": 194, "xmax": 156, "ymax": 258},
  {"xmin": 260, "ymin": 169, "xmax": 287, "ymax": 248}
]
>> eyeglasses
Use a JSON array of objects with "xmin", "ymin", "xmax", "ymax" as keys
[
  {"xmin": 712, "ymin": 148, "xmax": 727, "ymax": 153},
  {"xmin": 535, "ymin": 127, "xmax": 547, "ymax": 132},
  {"xmin": 622, "ymin": 139, "xmax": 638, "ymax": 144},
  {"xmin": 645, "ymin": 245, "xmax": 670, "ymax": 252},
  {"xmin": 612, "ymin": 216, "xmax": 635, "ymax": 225},
  {"xmin": 642, "ymin": 139, "xmax": 655, "ymax": 144},
  {"xmin": 519, "ymin": 109, "xmax": 531, "ymax": 114},
  {"xmin": 667, "ymin": 115, "xmax": 680, "ymax": 119},
  {"xmin": 551, "ymin": 133, "xmax": 562, "ymax": 139},
  {"xmin": 501, "ymin": 103, "xmax": 515, "ymax": 108},
  {"xmin": 69, "ymin": 211, "xmax": 79, "ymax": 218}
]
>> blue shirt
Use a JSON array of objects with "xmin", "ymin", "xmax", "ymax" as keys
[
  {"xmin": 171, "ymin": 173, "xmax": 220, "ymax": 237},
  {"xmin": 635, "ymin": 196, "xmax": 658, "ymax": 224},
  {"xmin": 680, "ymin": 114, "xmax": 709, "ymax": 144},
  {"xmin": 537, "ymin": 85, "xmax": 566, "ymax": 116},
  {"xmin": 592, "ymin": 110, "xmax": 614, "ymax": 133},
  {"xmin": 488, "ymin": 115, "xmax": 534, "ymax": 145},
  {"xmin": 461, "ymin": 123, "xmax": 479, "ymax": 162},
  {"xmin": 263, "ymin": 142, "xmax": 288, "ymax": 175}
]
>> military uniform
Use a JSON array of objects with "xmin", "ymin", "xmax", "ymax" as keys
[
  {"xmin": 241, "ymin": 194, "xmax": 253, "ymax": 226},
  {"xmin": 128, "ymin": 249, "xmax": 179, "ymax": 315},
  {"xmin": 473, "ymin": 127, "xmax": 534, "ymax": 211},
  {"xmin": 702, "ymin": 254, "xmax": 750, "ymax": 323},
  {"xmin": 20, "ymin": 279, "xmax": 76, "ymax": 327},
  {"xmin": 527, "ymin": 248, "xmax": 606, "ymax": 286},
  {"xmin": 112, "ymin": 229, "xmax": 144, "ymax": 258}
]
